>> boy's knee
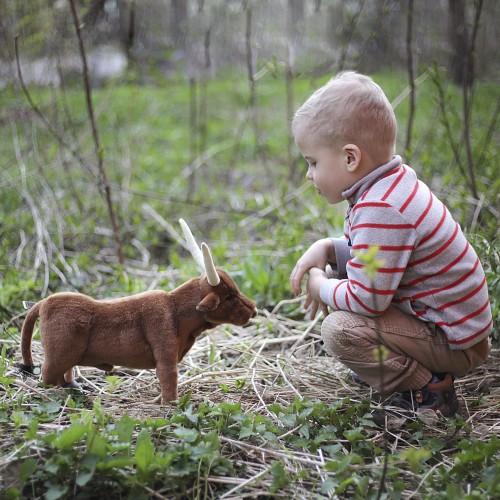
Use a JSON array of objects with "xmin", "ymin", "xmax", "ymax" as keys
[{"xmin": 321, "ymin": 310, "xmax": 365, "ymax": 357}]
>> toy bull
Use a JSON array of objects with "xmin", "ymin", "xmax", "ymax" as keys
[{"xmin": 18, "ymin": 219, "xmax": 257, "ymax": 402}]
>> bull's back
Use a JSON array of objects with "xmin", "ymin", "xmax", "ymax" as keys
[
  {"xmin": 83, "ymin": 292, "xmax": 164, "ymax": 369},
  {"xmin": 39, "ymin": 291, "xmax": 167, "ymax": 370}
]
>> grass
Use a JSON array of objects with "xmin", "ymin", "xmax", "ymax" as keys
[
  {"xmin": 1, "ymin": 311, "xmax": 499, "ymax": 498},
  {"xmin": 0, "ymin": 67, "xmax": 499, "ymax": 498}
]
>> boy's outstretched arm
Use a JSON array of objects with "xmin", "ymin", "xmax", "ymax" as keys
[{"xmin": 290, "ymin": 238, "xmax": 336, "ymax": 295}]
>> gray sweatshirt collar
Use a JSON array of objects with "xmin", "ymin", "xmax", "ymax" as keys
[{"xmin": 342, "ymin": 155, "xmax": 402, "ymax": 206}]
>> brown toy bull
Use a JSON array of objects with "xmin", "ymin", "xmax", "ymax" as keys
[{"xmin": 18, "ymin": 219, "xmax": 257, "ymax": 402}]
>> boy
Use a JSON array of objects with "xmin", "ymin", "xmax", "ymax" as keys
[{"xmin": 290, "ymin": 72, "xmax": 492, "ymax": 419}]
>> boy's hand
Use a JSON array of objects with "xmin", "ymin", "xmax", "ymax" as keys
[
  {"xmin": 290, "ymin": 239, "xmax": 336, "ymax": 295},
  {"xmin": 303, "ymin": 267, "xmax": 329, "ymax": 319}
]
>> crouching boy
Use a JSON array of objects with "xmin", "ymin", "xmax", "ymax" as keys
[{"xmin": 290, "ymin": 72, "xmax": 492, "ymax": 419}]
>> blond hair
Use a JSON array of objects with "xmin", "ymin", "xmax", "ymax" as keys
[{"xmin": 292, "ymin": 72, "xmax": 397, "ymax": 160}]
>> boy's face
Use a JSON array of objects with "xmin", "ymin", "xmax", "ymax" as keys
[{"xmin": 295, "ymin": 130, "xmax": 354, "ymax": 205}]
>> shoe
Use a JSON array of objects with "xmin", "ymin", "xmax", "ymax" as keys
[
  {"xmin": 373, "ymin": 373, "xmax": 459, "ymax": 424},
  {"xmin": 346, "ymin": 370, "xmax": 369, "ymax": 387}
]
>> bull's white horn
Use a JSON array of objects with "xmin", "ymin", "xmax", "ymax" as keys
[
  {"xmin": 201, "ymin": 242, "xmax": 220, "ymax": 286},
  {"xmin": 179, "ymin": 218, "xmax": 204, "ymax": 270}
]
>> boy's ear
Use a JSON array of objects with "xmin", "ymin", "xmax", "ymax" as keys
[{"xmin": 343, "ymin": 144, "xmax": 361, "ymax": 172}]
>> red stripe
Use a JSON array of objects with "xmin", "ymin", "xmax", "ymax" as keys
[
  {"xmin": 352, "ymin": 201, "xmax": 391, "ymax": 212},
  {"xmin": 395, "ymin": 258, "xmax": 480, "ymax": 301},
  {"xmin": 349, "ymin": 279, "xmax": 395, "ymax": 295},
  {"xmin": 385, "ymin": 166, "xmax": 403, "ymax": 177},
  {"xmin": 414, "ymin": 190, "xmax": 433, "ymax": 228},
  {"xmin": 347, "ymin": 283, "xmax": 383, "ymax": 314},
  {"xmin": 381, "ymin": 168, "xmax": 406, "ymax": 201},
  {"xmin": 400, "ymin": 180, "xmax": 419, "ymax": 213},
  {"xmin": 348, "ymin": 261, "xmax": 406, "ymax": 274},
  {"xmin": 345, "ymin": 289, "xmax": 352, "ymax": 311},
  {"xmin": 414, "ymin": 307, "xmax": 429, "ymax": 318},
  {"xmin": 405, "ymin": 240, "xmax": 471, "ymax": 286},
  {"xmin": 351, "ymin": 222, "xmax": 414, "ymax": 230},
  {"xmin": 358, "ymin": 166, "xmax": 402, "ymax": 203},
  {"xmin": 419, "ymin": 203, "xmax": 446, "ymax": 245},
  {"xmin": 436, "ymin": 276, "xmax": 487, "ymax": 311},
  {"xmin": 408, "ymin": 223, "xmax": 459, "ymax": 267},
  {"xmin": 333, "ymin": 282, "xmax": 343, "ymax": 309},
  {"xmin": 351, "ymin": 244, "xmax": 414, "ymax": 251},
  {"xmin": 437, "ymin": 299, "xmax": 491, "ymax": 328},
  {"xmin": 447, "ymin": 319, "xmax": 493, "ymax": 345}
]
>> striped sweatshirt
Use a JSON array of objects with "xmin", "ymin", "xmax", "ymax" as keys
[{"xmin": 319, "ymin": 156, "xmax": 492, "ymax": 350}]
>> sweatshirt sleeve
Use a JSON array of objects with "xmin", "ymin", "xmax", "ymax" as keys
[
  {"xmin": 331, "ymin": 237, "xmax": 350, "ymax": 279},
  {"xmin": 320, "ymin": 204, "xmax": 417, "ymax": 316}
]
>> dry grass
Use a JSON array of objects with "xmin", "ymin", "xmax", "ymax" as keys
[{"xmin": 2, "ymin": 301, "xmax": 499, "ymax": 498}]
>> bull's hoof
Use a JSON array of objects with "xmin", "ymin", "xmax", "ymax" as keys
[
  {"xmin": 61, "ymin": 379, "xmax": 83, "ymax": 390},
  {"xmin": 18, "ymin": 363, "xmax": 40, "ymax": 377}
]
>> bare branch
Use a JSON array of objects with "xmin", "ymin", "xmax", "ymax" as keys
[
  {"xmin": 404, "ymin": 0, "xmax": 416, "ymax": 158},
  {"xmin": 69, "ymin": 0, "xmax": 125, "ymax": 264},
  {"xmin": 461, "ymin": 0, "xmax": 484, "ymax": 202},
  {"xmin": 337, "ymin": 0, "xmax": 365, "ymax": 72},
  {"xmin": 14, "ymin": 36, "xmax": 94, "ymax": 179}
]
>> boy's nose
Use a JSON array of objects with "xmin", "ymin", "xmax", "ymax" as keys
[{"xmin": 306, "ymin": 168, "xmax": 313, "ymax": 180}]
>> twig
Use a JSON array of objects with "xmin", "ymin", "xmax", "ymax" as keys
[
  {"xmin": 404, "ymin": 0, "xmax": 416, "ymax": 158},
  {"xmin": 337, "ymin": 0, "xmax": 365, "ymax": 72},
  {"xmin": 276, "ymin": 354, "xmax": 302, "ymax": 400},
  {"xmin": 68, "ymin": 0, "xmax": 125, "ymax": 265},
  {"xmin": 219, "ymin": 465, "xmax": 272, "ymax": 499},
  {"xmin": 289, "ymin": 313, "xmax": 322, "ymax": 352},
  {"xmin": 13, "ymin": 36, "xmax": 94, "ymax": 178}
]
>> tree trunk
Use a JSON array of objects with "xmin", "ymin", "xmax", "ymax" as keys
[
  {"xmin": 448, "ymin": 0, "xmax": 473, "ymax": 87},
  {"xmin": 171, "ymin": 0, "xmax": 188, "ymax": 50}
]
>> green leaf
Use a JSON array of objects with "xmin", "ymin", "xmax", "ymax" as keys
[
  {"xmin": 173, "ymin": 427, "xmax": 199, "ymax": 443},
  {"xmin": 75, "ymin": 469, "xmax": 94, "ymax": 487},
  {"xmin": 321, "ymin": 477, "xmax": 338, "ymax": 494},
  {"xmin": 325, "ymin": 460, "xmax": 338, "ymax": 472},
  {"xmin": 279, "ymin": 414, "xmax": 296, "ymax": 427},
  {"xmin": 87, "ymin": 432, "xmax": 108, "ymax": 459},
  {"xmin": 44, "ymin": 484, "xmax": 69, "ymax": 500},
  {"xmin": 36, "ymin": 400, "xmax": 62, "ymax": 415},
  {"xmin": 270, "ymin": 461, "xmax": 289, "ymax": 493},
  {"xmin": 97, "ymin": 456, "xmax": 135, "ymax": 471},
  {"xmin": 344, "ymin": 427, "xmax": 365, "ymax": 441},
  {"xmin": 399, "ymin": 447, "xmax": 432, "ymax": 472},
  {"xmin": 178, "ymin": 391, "xmax": 192, "ymax": 409},
  {"xmin": 19, "ymin": 458, "xmax": 37, "ymax": 483},
  {"xmin": 54, "ymin": 424, "xmax": 87, "ymax": 451},
  {"xmin": 135, "ymin": 429, "xmax": 155, "ymax": 477},
  {"xmin": 3, "ymin": 487, "xmax": 20, "ymax": 500},
  {"xmin": 239, "ymin": 425, "xmax": 254, "ymax": 439},
  {"xmin": 115, "ymin": 414, "xmax": 136, "ymax": 444}
]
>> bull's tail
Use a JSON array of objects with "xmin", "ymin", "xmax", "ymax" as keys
[{"xmin": 19, "ymin": 300, "xmax": 42, "ymax": 373}]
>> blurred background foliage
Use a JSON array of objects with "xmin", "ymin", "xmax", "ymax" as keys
[{"xmin": 0, "ymin": 0, "xmax": 498, "ymax": 334}]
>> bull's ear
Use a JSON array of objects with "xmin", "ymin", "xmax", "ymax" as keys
[{"xmin": 196, "ymin": 293, "xmax": 220, "ymax": 312}]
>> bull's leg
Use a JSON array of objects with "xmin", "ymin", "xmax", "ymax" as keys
[
  {"xmin": 62, "ymin": 368, "xmax": 83, "ymax": 389},
  {"xmin": 95, "ymin": 364, "xmax": 114, "ymax": 372},
  {"xmin": 155, "ymin": 363, "xmax": 178, "ymax": 402},
  {"xmin": 40, "ymin": 321, "xmax": 88, "ymax": 389},
  {"xmin": 41, "ymin": 362, "xmax": 67, "ymax": 387}
]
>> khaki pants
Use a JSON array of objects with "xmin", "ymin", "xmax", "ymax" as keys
[{"xmin": 321, "ymin": 306, "xmax": 490, "ymax": 393}]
